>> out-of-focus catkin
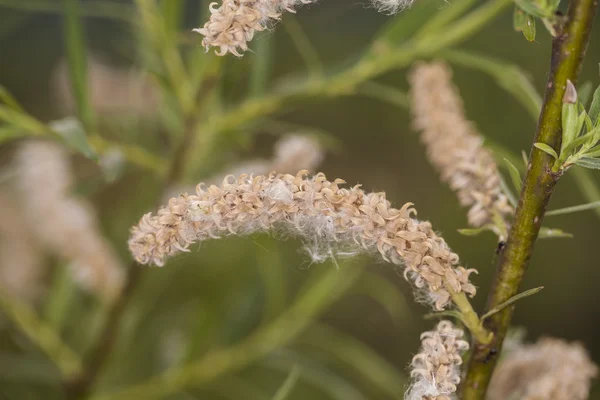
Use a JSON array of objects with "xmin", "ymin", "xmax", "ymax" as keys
[
  {"xmin": 129, "ymin": 171, "xmax": 476, "ymax": 310},
  {"xmin": 409, "ymin": 62, "xmax": 513, "ymax": 239},
  {"xmin": 0, "ymin": 191, "xmax": 44, "ymax": 301},
  {"xmin": 195, "ymin": 0, "xmax": 316, "ymax": 56},
  {"xmin": 372, "ymin": 0, "xmax": 414, "ymax": 14},
  {"xmin": 406, "ymin": 320, "xmax": 469, "ymax": 400},
  {"xmin": 15, "ymin": 141, "xmax": 124, "ymax": 302},
  {"xmin": 487, "ymin": 337, "xmax": 598, "ymax": 400}
]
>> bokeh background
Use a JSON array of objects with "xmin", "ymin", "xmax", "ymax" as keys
[{"xmin": 0, "ymin": 0, "xmax": 599, "ymax": 399}]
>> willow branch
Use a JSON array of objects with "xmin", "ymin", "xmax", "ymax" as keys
[{"xmin": 460, "ymin": 0, "xmax": 598, "ymax": 397}]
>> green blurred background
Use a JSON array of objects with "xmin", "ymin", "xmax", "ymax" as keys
[{"xmin": 0, "ymin": 0, "xmax": 599, "ymax": 399}]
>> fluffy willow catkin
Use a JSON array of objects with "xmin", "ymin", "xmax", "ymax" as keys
[
  {"xmin": 409, "ymin": 62, "xmax": 513, "ymax": 238},
  {"xmin": 487, "ymin": 337, "xmax": 598, "ymax": 400},
  {"xmin": 15, "ymin": 141, "xmax": 124, "ymax": 302},
  {"xmin": 129, "ymin": 171, "xmax": 476, "ymax": 310},
  {"xmin": 194, "ymin": 0, "xmax": 317, "ymax": 56},
  {"xmin": 406, "ymin": 320, "xmax": 469, "ymax": 400}
]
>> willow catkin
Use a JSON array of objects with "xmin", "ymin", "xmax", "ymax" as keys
[
  {"xmin": 406, "ymin": 320, "xmax": 469, "ymax": 400},
  {"xmin": 487, "ymin": 337, "xmax": 598, "ymax": 400},
  {"xmin": 129, "ymin": 170, "xmax": 476, "ymax": 310},
  {"xmin": 194, "ymin": 0, "xmax": 317, "ymax": 56},
  {"xmin": 409, "ymin": 62, "xmax": 513, "ymax": 238},
  {"xmin": 371, "ymin": 0, "xmax": 415, "ymax": 14},
  {"xmin": 0, "ymin": 191, "xmax": 44, "ymax": 301},
  {"xmin": 15, "ymin": 141, "xmax": 124, "ymax": 302}
]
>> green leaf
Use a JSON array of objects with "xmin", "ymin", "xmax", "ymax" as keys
[
  {"xmin": 582, "ymin": 145, "xmax": 600, "ymax": 158},
  {"xmin": 504, "ymin": 158, "xmax": 523, "ymax": 192},
  {"xmin": 538, "ymin": 227, "xmax": 574, "ymax": 238},
  {"xmin": 513, "ymin": 6, "xmax": 528, "ymax": 31},
  {"xmin": 457, "ymin": 226, "xmax": 493, "ymax": 236},
  {"xmin": 522, "ymin": 14, "xmax": 536, "ymax": 42},
  {"xmin": 480, "ymin": 286, "xmax": 544, "ymax": 321},
  {"xmin": 0, "ymin": 85, "xmax": 25, "ymax": 112},
  {"xmin": 546, "ymin": 200, "xmax": 600, "ymax": 216},
  {"xmin": 574, "ymin": 157, "xmax": 600, "ymax": 170},
  {"xmin": 561, "ymin": 101, "xmax": 580, "ymax": 154},
  {"xmin": 271, "ymin": 365, "xmax": 301, "ymax": 400},
  {"xmin": 589, "ymin": 84, "xmax": 600, "ymax": 127},
  {"xmin": 48, "ymin": 118, "xmax": 97, "ymax": 160},
  {"xmin": 578, "ymin": 81, "xmax": 593, "ymax": 107},
  {"xmin": 534, "ymin": 142, "xmax": 558, "ymax": 159},
  {"xmin": 562, "ymin": 126, "xmax": 600, "ymax": 157}
]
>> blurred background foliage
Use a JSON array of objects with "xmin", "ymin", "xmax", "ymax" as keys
[{"xmin": 0, "ymin": 0, "xmax": 599, "ymax": 399}]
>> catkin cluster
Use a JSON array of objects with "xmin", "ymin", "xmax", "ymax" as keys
[
  {"xmin": 129, "ymin": 171, "xmax": 476, "ymax": 310},
  {"xmin": 409, "ymin": 62, "xmax": 513, "ymax": 238},
  {"xmin": 487, "ymin": 337, "xmax": 598, "ymax": 400},
  {"xmin": 195, "ymin": 0, "xmax": 316, "ymax": 56},
  {"xmin": 15, "ymin": 141, "xmax": 124, "ymax": 302},
  {"xmin": 406, "ymin": 320, "xmax": 469, "ymax": 400}
]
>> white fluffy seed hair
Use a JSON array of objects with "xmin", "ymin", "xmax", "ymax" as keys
[
  {"xmin": 195, "ymin": 0, "xmax": 318, "ymax": 56},
  {"xmin": 371, "ymin": 0, "xmax": 415, "ymax": 14},
  {"xmin": 14, "ymin": 140, "xmax": 124, "ymax": 302},
  {"xmin": 406, "ymin": 320, "xmax": 469, "ymax": 400},
  {"xmin": 129, "ymin": 170, "xmax": 477, "ymax": 310}
]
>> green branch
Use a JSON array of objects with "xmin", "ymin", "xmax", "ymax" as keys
[{"xmin": 460, "ymin": 0, "xmax": 598, "ymax": 397}]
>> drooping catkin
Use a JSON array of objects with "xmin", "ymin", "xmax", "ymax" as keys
[
  {"xmin": 406, "ymin": 320, "xmax": 469, "ymax": 400},
  {"xmin": 487, "ymin": 337, "xmax": 598, "ymax": 400},
  {"xmin": 129, "ymin": 170, "xmax": 476, "ymax": 310},
  {"xmin": 409, "ymin": 62, "xmax": 513, "ymax": 238},
  {"xmin": 195, "ymin": 0, "xmax": 317, "ymax": 56},
  {"xmin": 15, "ymin": 141, "xmax": 124, "ymax": 302}
]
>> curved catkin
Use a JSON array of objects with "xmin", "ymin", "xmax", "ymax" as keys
[
  {"xmin": 487, "ymin": 337, "xmax": 598, "ymax": 400},
  {"xmin": 15, "ymin": 141, "xmax": 124, "ymax": 302},
  {"xmin": 406, "ymin": 320, "xmax": 469, "ymax": 400},
  {"xmin": 129, "ymin": 171, "xmax": 476, "ymax": 310},
  {"xmin": 409, "ymin": 62, "xmax": 513, "ymax": 239},
  {"xmin": 194, "ymin": 0, "xmax": 317, "ymax": 57}
]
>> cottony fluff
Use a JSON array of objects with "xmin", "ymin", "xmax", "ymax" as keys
[
  {"xmin": 406, "ymin": 320, "xmax": 469, "ymax": 400},
  {"xmin": 129, "ymin": 171, "xmax": 476, "ymax": 310},
  {"xmin": 195, "ymin": 0, "xmax": 316, "ymax": 56}
]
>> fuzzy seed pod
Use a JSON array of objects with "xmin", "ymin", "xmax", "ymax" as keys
[
  {"xmin": 409, "ymin": 61, "xmax": 514, "ymax": 239},
  {"xmin": 129, "ymin": 170, "xmax": 477, "ymax": 310},
  {"xmin": 406, "ymin": 320, "xmax": 469, "ymax": 400}
]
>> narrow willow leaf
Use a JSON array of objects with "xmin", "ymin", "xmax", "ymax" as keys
[
  {"xmin": 578, "ymin": 81, "xmax": 593, "ymax": 107},
  {"xmin": 49, "ymin": 118, "xmax": 97, "ymax": 160},
  {"xmin": 498, "ymin": 171, "xmax": 518, "ymax": 207},
  {"xmin": 522, "ymin": 14, "xmax": 536, "ymax": 41},
  {"xmin": 534, "ymin": 142, "xmax": 558, "ymax": 159},
  {"xmin": 562, "ymin": 126, "xmax": 600, "ymax": 157},
  {"xmin": 0, "ymin": 125, "xmax": 25, "ymax": 144},
  {"xmin": 513, "ymin": 6, "xmax": 528, "ymax": 31},
  {"xmin": 514, "ymin": 0, "xmax": 553, "ymax": 18},
  {"xmin": 561, "ymin": 101, "xmax": 580, "ymax": 154},
  {"xmin": 457, "ymin": 226, "xmax": 493, "ymax": 236},
  {"xmin": 480, "ymin": 286, "xmax": 544, "ymax": 321},
  {"xmin": 574, "ymin": 157, "xmax": 600, "ymax": 170},
  {"xmin": 249, "ymin": 36, "xmax": 272, "ymax": 96},
  {"xmin": 0, "ymin": 85, "xmax": 25, "ymax": 112},
  {"xmin": 538, "ymin": 227, "xmax": 574, "ymax": 238},
  {"xmin": 504, "ymin": 158, "xmax": 523, "ymax": 192},
  {"xmin": 546, "ymin": 200, "xmax": 600, "ymax": 216},
  {"xmin": 589, "ymin": 84, "xmax": 600, "ymax": 127},
  {"xmin": 271, "ymin": 365, "xmax": 301, "ymax": 400},
  {"xmin": 582, "ymin": 145, "xmax": 600, "ymax": 158}
]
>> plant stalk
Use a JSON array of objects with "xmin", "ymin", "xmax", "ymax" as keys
[{"xmin": 460, "ymin": 0, "xmax": 598, "ymax": 397}]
